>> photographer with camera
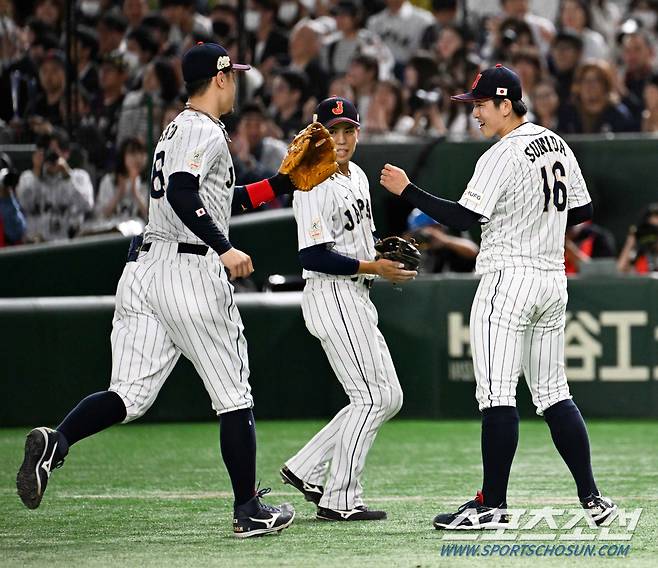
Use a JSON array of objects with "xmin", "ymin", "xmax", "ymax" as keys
[
  {"xmin": 405, "ymin": 208, "xmax": 478, "ymax": 273},
  {"xmin": 0, "ymin": 153, "xmax": 26, "ymax": 247},
  {"xmin": 15, "ymin": 129, "xmax": 94, "ymax": 242},
  {"xmin": 618, "ymin": 203, "xmax": 658, "ymax": 274}
]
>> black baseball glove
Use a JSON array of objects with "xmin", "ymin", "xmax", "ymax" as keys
[{"xmin": 375, "ymin": 236, "xmax": 422, "ymax": 271}]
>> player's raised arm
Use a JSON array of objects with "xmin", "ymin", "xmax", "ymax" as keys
[{"xmin": 380, "ymin": 164, "xmax": 481, "ymax": 231}]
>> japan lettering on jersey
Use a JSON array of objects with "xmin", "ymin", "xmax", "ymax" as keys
[
  {"xmin": 143, "ymin": 109, "xmax": 235, "ymax": 244},
  {"xmin": 293, "ymin": 162, "xmax": 375, "ymax": 279},
  {"xmin": 458, "ymin": 122, "xmax": 591, "ymax": 274}
]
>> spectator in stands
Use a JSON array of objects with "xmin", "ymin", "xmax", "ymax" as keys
[
  {"xmin": 95, "ymin": 136, "xmax": 148, "ymax": 224},
  {"xmin": 0, "ymin": 29, "xmax": 58, "ymax": 126},
  {"xmin": 590, "ymin": 0, "xmax": 623, "ymax": 46},
  {"xmin": 421, "ymin": 0, "xmax": 465, "ymax": 51},
  {"xmin": 363, "ymin": 78, "xmax": 413, "ymax": 135},
  {"xmin": 564, "ymin": 221, "xmax": 616, "ymax": 274},
  {"xmin": 620, "ymin": 30, "xmax": 656, "ymax": 130},
  {"xmin": 510, "ymin": 47, "xmax": 543, "ymax": 114},
  {"xmin": 210, "ymin": 3, "xmax": 237, "ymax": 45},
  {"xmin": 531, "ymin": 78, "xmax": 561, "ymax": 130},
  {"xmin": 75, "ymin": 26, "xmax": 100, "ymax": 96},
  {"xmin": 366, "ymin": 0, "xmax": 434, "ymax": 73},
  {"xmin": 125, "ymin": 25, "xmax": 160, "ymax": 89},
  {"xmin": 161, "ymin": 0, "xmax": 212, "ymax": 49},
  {"xmin": 405, "ymin": 208, "xmax": 478, "ymax": 273},
  {"xmin": 561, "ymin": 60, "xmax": 636, "ymax": 134},
  {"xmin": 548, "ymin": 30, "xmax": 584, "ymax": 107},
  {"xmin": 117, "ymin": 57, "xmax": 179, "ymax": 146},
  {"xmin": 288, "ymin": 21, "xmax": 329, "ymax": 102},
  {"xmin": 486, "ymin": 17, "xmax": 537, "ymax": 64},
  {"xmin": 95, "ymin": 52, "xmax": 129, "ymax": 166},
  {"xmin": 123, "ymin": 0, "xmax": 149, "ymax": 32},
  {"xmin": 97, "ymin": 12, "xmax": 129, "ymax": 57},
  {"xmin": 495, "ymin": 0, "xmax": 555, "ymax": 55},
  {"xmin": 24, "ymin": 49, "xmax": 66, "ymax": 137},
  {"xmin": 65, "ymin": 86, "xmax": 105, "ymax": 176},
  {"xmin": 233, "ymin": 102, "xmax": 288, "ymax": 181},
  {"xmin": 142, "ymin": 13, "xmax": 176, "ymax": 57},
  {"xmin": 618, "ymin": 203, "xmax": 658, "ymax": 274},
  {"xmin": 248, "ymin": 0, "xmax": 289, "ymax": 72},
  {"xmin": 642, "ymin": 72, "xmax": 658, "ymax": 131},
  {"xmin": 322, "ymin": 1, "xmax": 394, "ymax": 81},
  {"xmin": 270, "ymin": 68, "xmax": 307, "ymax": 140},
  {"xmin": 0, "ymin": 154, "xmax": 26, "ymax": 247},
  {"xmin": 327, "ymin": 74, "xmax": 355, "ymax": 100},
  {"xmin": 346, "ymin": 53, "xmax": 379, "ymax": 121},
  {"xmin": 558, "ymin": 0, "xmax": 610, "ymax": 61},
  {"xmin": 433, "ymin": 24, "xmax": 481, "ymax": 108},
  {"xmin": 624, "ymin": 0, "xmax": 658, "ymax": 37},
  {"xmin": 33, "ymin": 0, "xmax": 63, "ymax": 35},
  {"xmin": 15, "ymin": 130, "xmax": 94, "ymax": 242}
]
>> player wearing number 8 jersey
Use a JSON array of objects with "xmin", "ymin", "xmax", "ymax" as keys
[
  {"xmin": 380, "ymin": 64, "xmax": 616, "ymax": 529},
  {"xmin": 16, "ymin": 43, "xmax": 298, "ymax": 538}
]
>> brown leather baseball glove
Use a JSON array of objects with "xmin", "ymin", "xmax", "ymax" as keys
[{"xmin": 279, "ymin": 122, "xmax": 338, "ymax": 191}]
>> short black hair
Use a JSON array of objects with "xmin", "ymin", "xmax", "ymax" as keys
[
  {"xmin": 185, "ymin": 76, "xmax": 213, "ymax": 97},
  {"xmin": 276, "ymin": 69, "xmax": 308, "ymax": 96},
  {"xmin": 492, "ymin": 96, "xmax": 528, "ymax": 117},
  {"xmin": 239, "ymin": 101, "xmax": 267, "ymax": 121},
  {"xmin": 127, "ymin": 26, "xmax": 159, "ymax": 57}
]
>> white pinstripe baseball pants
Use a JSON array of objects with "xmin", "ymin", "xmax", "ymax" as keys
[
  {"xmin": 285, "ymin": 278, "xmax": 403, "ymax": 510},
  {"xmin": 108, "ymin": 241, "xmax": 252, "ymax": 421},
  {"xmin": 471, "ymin": 268, "xmax": 572, "ymax": 415}
]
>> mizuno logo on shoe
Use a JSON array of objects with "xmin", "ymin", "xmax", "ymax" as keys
[
  {"xmin": 248, "ymin": 512, "xmax": 281, "ymax": 529},
  {"xmin": 302, "ymin": 482, "xmax": 322, "ymax": 494},
  {"xmin": 41, "ymin": 442, "xmax": 58, "ymax": 479}
]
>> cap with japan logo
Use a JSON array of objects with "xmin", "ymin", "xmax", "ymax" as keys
[
  {"xmin": 451, "ymin": 64, "xmax": 522, "ymax": 103},
  {"xmin": 181, "ymin": 42, "xmax": 250, "ymax": 84},
  {"xmin": 314, "ymin": 96, "xmax": 360, "ymax": 128}
]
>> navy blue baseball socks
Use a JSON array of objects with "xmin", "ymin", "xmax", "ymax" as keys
[
  {"xmin": 233, "ymin": 488, "xmax": 295, "ymax": 538},
  {"xmin": 317, "ymin": 505, "xmax": 387, "ymax": 521},
  {"xmin": 16, "ymin": 427, "xmax": 68, "ymax": 509},
  {"xmin": 433, "ymin": 491, "xmax": 510, "ymax": 530},
  {"xmin": 280, "ymin": 466, "xmax": 324, "ymax": 505},
  {"xmin": 581, "ymin": 493, "xmax": 617, "ymax": 526}
]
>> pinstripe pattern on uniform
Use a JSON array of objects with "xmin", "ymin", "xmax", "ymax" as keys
[
  {"xmin": 286, "ymin": 160, "xmax": 401, "ymax": 510},
  {"xmin": 109, "ymin": 239, "xmax": 252, "ymax": 422},
  {"xmin": 144, "ymin": 110, "xmax": 233, "ymax": 246},
  {"xmin": 470, "ymin": 269, "xmax": 572, "ymax": 415},
  {"xmin": 293, "ymin": 163, "xmax": 376, "ymax": 281}
]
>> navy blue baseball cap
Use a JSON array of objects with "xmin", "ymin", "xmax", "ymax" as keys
[
  {"xmin": 182, "ymin": 42, "xmax": 250, "ymax": 84},
  {"xmin": 452, "ymin": 64, "xmax": 522, "ymax": 102},
  {"xmin": 315, "ymin": 96, "xmax": 360, "ymax": 128}
]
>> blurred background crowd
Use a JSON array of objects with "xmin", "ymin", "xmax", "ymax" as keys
[{"xmin": 0, "ymin": 0, "xmax": 656, "ymax": 276}]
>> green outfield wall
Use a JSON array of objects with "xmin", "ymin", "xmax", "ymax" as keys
[{"xmin": 1, "ymin": 275, "xmax": 656, "ymax": 426}]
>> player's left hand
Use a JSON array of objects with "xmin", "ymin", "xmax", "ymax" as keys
[{"xmin": 380, "ymin": 164, "xmax": 410, "ymax": 196}]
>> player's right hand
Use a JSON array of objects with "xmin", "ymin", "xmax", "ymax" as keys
[
  {"xmin": 374, "ymin": 258, "xmax": 417, "ymax": 283},
  {"xmin": 220, "ymin": 248, "xmax": 254, "ymax": 280}
]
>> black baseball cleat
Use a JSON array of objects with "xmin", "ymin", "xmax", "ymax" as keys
[
  {"xmin": 316, "ymin": 505, "xmax": 387, "ymax": 521},
  {"xmin": 233, "ymin": 488, "xmax": 295, "ymax": 538},
  {"xmin": 433, "ymin": 491, "xmax": 510, "ymax": 530},
  {"xmin": 581, "ymin": 493, "xmax": 617, "ymax": 526},
  {"xmin": 16, "ymin": 427, "xmax": 66, "ymax": 509},
  {"xmin": 280, "ymin": 466, "xmax": 324, "ymax": 505}
]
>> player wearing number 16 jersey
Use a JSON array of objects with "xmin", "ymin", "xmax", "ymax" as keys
[
  {"xmin": 17, "ymin": 43, "xmax": 298, "ymax": 538},
  {"xmin": 380, "ymin": 64, "xmax": 616, "ymax": 529}
]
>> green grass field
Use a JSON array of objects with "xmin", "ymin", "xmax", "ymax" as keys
[{"xmin": 0, "ymin": 420, "xmax": 656, "ymax": 567}]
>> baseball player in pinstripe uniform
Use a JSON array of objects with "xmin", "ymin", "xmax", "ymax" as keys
[
  {"xmin": 380, "ymin": 65, "xmax": 617, "ymax": 529},
  {"xmin": 16, "ymin": 43, "xmax": 300, "ymax": 538},
  {"xmin": 279, "ymin": 97, "xmax": 417, "ymax": 521}
]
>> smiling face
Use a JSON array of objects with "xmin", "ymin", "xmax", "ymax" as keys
[
  {"xmin": 472, "ymin": 99, "xmax": 507, "ymax": 138},
  {"xmin": 328, "ymin": 122, "xmax": 359, "ymax": 171}
]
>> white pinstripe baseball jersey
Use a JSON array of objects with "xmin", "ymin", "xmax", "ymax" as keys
[
  {"xmin": 144, "ymin": 108, "xmax": 235, "ymax": 244},
  {"xmin": 292, "ymin": 162, "xmax": 376, "ymax": 280},
  {"xmin": 286, "ymin": 160, "xmax": 402, "ymax": 512},
  {"xmin": 458, "ymin": 122, "xmax": 591, "ymax": 274},
  {"xmin": 108, "ymin": 107, "xmax": 252, "ymax": 422}
]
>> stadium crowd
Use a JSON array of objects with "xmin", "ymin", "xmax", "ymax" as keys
[{"xmin": 0, "ymin": 0, "xmax": 656, "ymax": 273}]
